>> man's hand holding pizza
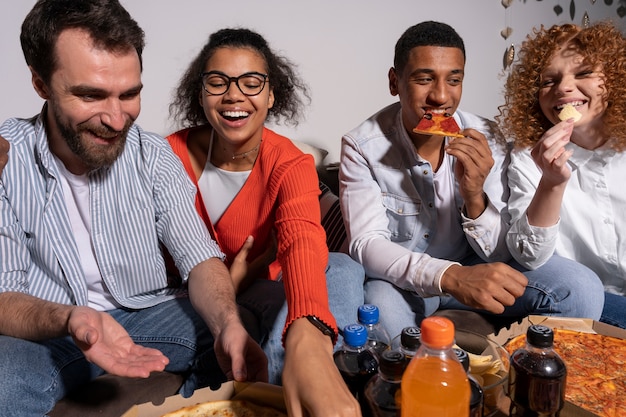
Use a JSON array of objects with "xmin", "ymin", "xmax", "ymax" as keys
[{"xmin": 444, "ymin": 128, "xmax": 494, "ymax": 219}]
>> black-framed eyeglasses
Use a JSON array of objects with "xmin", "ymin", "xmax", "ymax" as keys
[{"xmin": 200, "ymin": 71, "xmax": 269, "ymax": 96}]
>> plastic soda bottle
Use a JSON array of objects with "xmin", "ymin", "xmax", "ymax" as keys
[
  {"xmin": 508, "ymin": 325, "xmax": 567, "ymax": 417},
  {"xmin": 358, "ymin": 304, "xmax": 391, "ymax": 357},
  {"xmin": 399, "ymin": 326, "xmax": 421, "ymax": 359},
  {"xmin": 333, "ymin": 323, "xmax": 379, "ymax": 404},
  {"xmin": 364, "ymin": 349, "xmax": 408, "ymax": 417},
  {"xmin": 400, "ymin": 316, "xmax": 470, "ymax": 417}
]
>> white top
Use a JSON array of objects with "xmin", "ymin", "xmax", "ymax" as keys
[
  {"xmin": 426, "ymin": 154, "xmax": 465, "ymax": 260},
  {"xmin": 54, "ymin": 156, "xmax": 120, "ymax": 311},
  {"xmin": 197, "ymin": 134, "xmax": 250, "ymax": 222},
  {"xmin": 507, "ymin": 142, "xmax": 626, "ymax": 295}
]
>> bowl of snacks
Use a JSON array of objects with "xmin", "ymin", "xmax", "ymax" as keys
[{"xmin": 455, "ymin": 330, "xmax": 510, "ymax": 417}]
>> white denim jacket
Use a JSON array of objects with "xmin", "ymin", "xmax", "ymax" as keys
[{"xmin": 339, "ymin": 102, "xmax": 511, "ymax": 296}]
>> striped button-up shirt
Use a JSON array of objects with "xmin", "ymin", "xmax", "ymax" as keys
[{"xmin": 0, "ymin": 112, "xmax": 224, "ymax": 309}]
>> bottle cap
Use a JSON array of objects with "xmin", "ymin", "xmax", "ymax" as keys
[
  {"xmin": 420, "ymin": 316, "xmax": 455, "ymax": 347},
  {"xmin": 453, "ymin": 347, "xmax": 470, "ymax": 372},
  {"xmin": 527, "ymin": 324, "xmax": 554, "ymax": 348},
  {"xmin": 343, "ymin": 323, "xmax": 368, "ymax": 348},
  {"xmin": 379, "ymin": 350, "xmax": 408, "ymax": 378},
  {"xmin": 400, "ymin": 326, "xmax": 421, "ymax": 350},
  {"xmin": 357, "ymin": 304, "xmax": 380, "ymax": 325}
]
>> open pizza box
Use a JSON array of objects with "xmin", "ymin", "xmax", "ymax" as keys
[
  {"xmin": 489, "ymin": 315, "xmax": 626, "ymax": 417},
  {"xmin": 121, "ymin": 381, "xmax": 285, "ymax": 417}
]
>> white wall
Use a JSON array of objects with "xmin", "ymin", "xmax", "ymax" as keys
[{"xmin": 1, "ymin": 0, "xmax": 624, "ymax": 162}]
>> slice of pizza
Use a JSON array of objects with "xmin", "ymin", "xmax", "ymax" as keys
[
  {"xmin": 161, "ymin": 399, "xmax": 287, "ymax": 417},
  {"xmin": 412, "ymin": 112, "xmax": 464, "ymax": 138}
]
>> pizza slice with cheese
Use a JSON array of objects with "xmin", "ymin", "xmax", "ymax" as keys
[{"xmin": 412, "ymin": 112, "xmax": 464, "ymax": 138}]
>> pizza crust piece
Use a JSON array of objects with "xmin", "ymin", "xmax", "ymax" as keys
[{"xmin": 558, "ymin": 104, "xmax": 582, "ymax": 122}]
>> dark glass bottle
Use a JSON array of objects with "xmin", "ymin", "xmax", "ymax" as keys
[
  {"xmin": 454, "ymin": 348, "xmax": 485, "ymax": 417},
  {"xmin": 334, "ymin": 323, "xmax": 379, "ymax": 409},
  {"xmin": 509, "ymin": 325, "xmax": 567, "ymax": 417},
  {"xmin": 364, "ymin": 349, "xmax": 408, "ymax": 417}
]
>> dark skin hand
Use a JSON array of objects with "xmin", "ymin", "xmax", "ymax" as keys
[
  {"xmin": 444, "ymin": 128, "xmax": 494, "ymax": 219},
  {"xmin": 441, "ymin": 263, "xmax": 528, "ymax": 314}
]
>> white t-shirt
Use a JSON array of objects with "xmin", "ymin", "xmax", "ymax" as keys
[
  {"xmin": 54, "ymin": 157, "xmax": 120, "ymax": 311},
  {"xmin": 425, "ymin": 154, "xmax": 465, "ymax": 260},
  {"xmin": 196, "ymin": 134, "xmax": 250, "ymax": 222}
]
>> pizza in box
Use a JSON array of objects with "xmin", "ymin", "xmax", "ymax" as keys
[
  {"xmin": 505, "ymin": 328, "xmax": 626, "ymax": 417},
  {"xmin": 412, "ymin": 112, "xmax": 464, "ymax": 138},
  {"xmin": 160, "ymin": 399, "xmax": 286, "ymax": 417}
]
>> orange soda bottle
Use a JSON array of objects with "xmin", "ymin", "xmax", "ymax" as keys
[{"xmin": 400, "ymin": 316, "xmax": 470, "ymax": 417}]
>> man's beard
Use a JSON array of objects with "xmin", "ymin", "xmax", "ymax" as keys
[{"xmin": 52, "ymin": 106, "xmax": 131, "ymax": 171}]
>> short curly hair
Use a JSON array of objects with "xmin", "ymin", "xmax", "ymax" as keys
[
  {"xmin": 497, "ymin": 21, "xmax": 626, "ymax": 151},
  {"xmin": 169, "ymin": 27, "xmax": 310, "ymax": 128}
]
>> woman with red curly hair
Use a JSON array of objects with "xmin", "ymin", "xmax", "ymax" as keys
[{"xmin": 499, "ymin": 21, "xmax": 626, "ymax": 329}]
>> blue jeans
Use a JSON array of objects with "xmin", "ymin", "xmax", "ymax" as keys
[
  {"xmin": 263, "ymin": 252, "xmax": 365, "ymax": 384},
  {"xmin": 601, "ymin": 292, "xmax": 626, "ymax": 329},
  {"xmin": 364, "ymin": 254, "xmax": 606, "ymax": 340},
  {"xmin": 0, "ymin": 298, "xmax": 228, "ymax": 417}
]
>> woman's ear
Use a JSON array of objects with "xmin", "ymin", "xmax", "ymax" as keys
[{"xmin": 268, "ymin": 88, "xmax": 275, "ymax": 109}]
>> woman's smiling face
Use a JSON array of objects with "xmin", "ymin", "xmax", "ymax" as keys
[
  {"xmin": 538, "ymin": 45, "xmax": 607, "ymax": 129},
  {"xmin": 200, "ymin": 46, "xmax": 274, "ymax": 146}
]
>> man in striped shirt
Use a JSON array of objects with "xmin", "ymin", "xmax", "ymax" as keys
[{"xmin": 0, "ymin": 1, "xmax": 267, "ymax": 415}]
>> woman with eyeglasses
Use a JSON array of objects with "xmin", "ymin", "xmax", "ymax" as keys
[{"xmin": 167, "ymin": 28, "xmax": 364, "ymax": 417}]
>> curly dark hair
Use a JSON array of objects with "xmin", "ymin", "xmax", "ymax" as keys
[
  {"xmin": 20, "ymin": 0, "xmax": 144, "ymax": 86},
  {"xmin": 169, "ymin": 27, "xmax": 310, "ymax": 128},
  {"xmin": 394, "ymin": 21, "xmax": 466, "ymax": 74},
  {"xmin": 497, "ymin": 21, "xmax": 626, "ymax": 151}
]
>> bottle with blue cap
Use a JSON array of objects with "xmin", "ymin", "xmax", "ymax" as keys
[
  {"xmin": 358, "ymin": 304, "xmax": 392, "ymax": 357},
  {"xmin": 333, "ymin": 323, "xmax": 379, "ymax": 406}
]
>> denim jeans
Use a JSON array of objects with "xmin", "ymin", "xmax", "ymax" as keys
[
  {"xmin": 601, "ymin": 292, "xmax": 626, "ymax": 329},
  {"xmin": 364, "ymin": 254, "xmax": 606, "ymax": 340},
  {"xmin": 0, "ymin": 297, "xmax": 226, "ymax": 417},
  {"xmin": 263, "ymin": 252, "xmax": 365, "ymax": 384}
]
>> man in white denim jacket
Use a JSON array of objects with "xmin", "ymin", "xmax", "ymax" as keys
[{"xmin": 339, "ymin": 21, "xmax": 605, "ymax": 338}]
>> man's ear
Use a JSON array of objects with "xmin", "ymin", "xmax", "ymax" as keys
[
  {"xmin": 30, "ymin": 67, "xmax": 50, "ymax": 100},
  {"xmin": 388, "ymin": 67, "xmax": 399, "ymax": 96}
]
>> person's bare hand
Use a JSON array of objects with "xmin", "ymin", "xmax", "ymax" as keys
[
  {"xmin": 213, "ymin": 319, "xmax": 268, "ymax": 383},
  {"xmin": 67, "ymin": 306, "xmax": 169, "ymax": 378},
  {"xmin": 441, "ymin": 263, "xmax": 528, "ymax": 314},
  {"xmin": 445, "ymin": 129, "xmax": 494, "ymax": 217},
  {"xmin": 0, "ymin": 135, "xmax": 10, "ymax": 175},
  {"xmin": 530, "ymin": 120, "xmax": 574, "ymax": 187},
  {"xmin": 230, "ymin": 233, "xmax": 277, "ymax": 293},
  {"xmin": 282, "ymin": 318, "xmax": 361, "ymax": 417}
]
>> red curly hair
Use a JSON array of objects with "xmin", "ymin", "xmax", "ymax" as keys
[{"xmin": 497, "ymin": 21, "xmax": 626, "ymax": 151}]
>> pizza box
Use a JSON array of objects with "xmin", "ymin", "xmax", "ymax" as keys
[
  {"xmin": 121, "ymin": 381, "xmax": 285, "ymax": 417},
  {"xmin": 489, "ymin": 315, "xmax": 626, "ymax": 417}
]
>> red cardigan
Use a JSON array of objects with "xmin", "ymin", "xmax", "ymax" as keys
[{"xmin": 167, "ymin": 126, "xmax": 337, "ymax": 340}]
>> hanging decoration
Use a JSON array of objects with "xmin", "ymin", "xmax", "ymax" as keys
[
  {"xmin": 516, "ymin": 0, "xmax": 625, "ymax": 20},
  {"xmin": 503, "ymin": 44, "xmax": 515, "ymax": 70}
]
